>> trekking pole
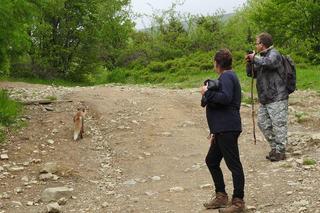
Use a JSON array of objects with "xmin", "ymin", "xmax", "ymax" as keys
[{"xmin": 250, "ymin": 53, "xmax": 257, "ymax": 145}]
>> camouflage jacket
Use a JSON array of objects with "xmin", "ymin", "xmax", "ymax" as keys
[{"xmin": 246, "ymin": 47, "xmax": 288, "ymax": 104}]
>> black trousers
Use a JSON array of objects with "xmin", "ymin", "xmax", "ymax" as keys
[{"xmin": 205, "ymin": 131, "xmax": 245, "ymax": 199}]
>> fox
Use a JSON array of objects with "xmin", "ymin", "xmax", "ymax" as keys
[{"xmin": 73, "ymin": 107, "xmax": 86, "ymax": 141}]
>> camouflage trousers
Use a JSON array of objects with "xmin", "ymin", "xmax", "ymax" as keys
[{"xmin": 257, "ymin": 99, "xmax": 288, "ymax": 153}]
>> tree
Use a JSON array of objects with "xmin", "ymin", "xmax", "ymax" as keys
[
  {"xmin": 247, "ymin": 0, "xmax": 320, "ymax": 62},
  {"xmin": 23, "ymin": 0, "xmax": 133, "ymax": 81},
  {"xmin": 0, "ymin": 0, "xmax": 34, "ymax": 76}
]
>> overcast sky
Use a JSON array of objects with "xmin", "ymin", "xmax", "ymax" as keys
[{"xmin": 131, "ymin": 0, "xmax": 247, "ymax": 29}]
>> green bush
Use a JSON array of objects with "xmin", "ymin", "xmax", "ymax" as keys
[
  {"xmin": 147, "ymin": 61, "xmax": 166, "ymax": 73},
  {"xmin": 0, "ymin": 90, "xmax": 22, "ymax": 126}
]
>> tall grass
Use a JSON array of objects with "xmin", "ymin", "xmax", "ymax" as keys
[{"xmin": 0, "ymin": 90, "xmax": 22, "ymax": 143}]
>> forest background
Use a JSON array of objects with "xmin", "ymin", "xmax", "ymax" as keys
[{"xmin": 0, "ymin": 0, "xmax": 319, "ymax": 90}]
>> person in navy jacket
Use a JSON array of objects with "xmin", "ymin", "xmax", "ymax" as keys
[{"xmin": 200, "ymin": 49, "xmax": 245, "ymax": 213}]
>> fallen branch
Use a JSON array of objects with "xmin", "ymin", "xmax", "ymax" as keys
[{"xmin": 22, "ymin": 99, "xmax": 73, "ymax": 105}]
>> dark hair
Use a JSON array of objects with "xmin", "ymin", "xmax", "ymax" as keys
[
  {"xmin": 257, "ymin": 32, "xmax": 273, "ymax": 48},
  {"xmin": 213, "ymin": 49, "xmax": 232, "ymax": 70}
]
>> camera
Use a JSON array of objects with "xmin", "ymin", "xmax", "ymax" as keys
[
  {"xmin": 201, "ymin": 79, "xmax": 220, "ymax": 107},
  {"xmin": 203, "ymin": 79, "xmax": 219, "ymax": 91}
]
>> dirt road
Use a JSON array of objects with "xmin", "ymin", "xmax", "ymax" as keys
[{"xmin": 0, "ymin": 82, "xmax": 319, "ymax": 213}]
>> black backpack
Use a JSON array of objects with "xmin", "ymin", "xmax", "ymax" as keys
[{"xmin": 281, "ymin": 55, "xmax": 296, "ymax": 94}]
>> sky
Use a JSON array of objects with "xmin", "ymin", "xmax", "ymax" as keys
[{"xmin": 130, "ymin": 0, "xmax": 248, "ymax": 29}]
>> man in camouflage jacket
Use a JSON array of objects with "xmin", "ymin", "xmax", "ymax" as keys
[{"xmin": 246, "ymin": 32, "xmax": 288, "ymax": 162}]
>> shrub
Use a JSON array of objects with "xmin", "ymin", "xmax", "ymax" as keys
[
  {"xmin": 147, "ymin": 61, "xmax": 166, "ymax": 73},
  {"xmin": 0, "ymin": 90, "xmax": 22, "ymax": 126}
]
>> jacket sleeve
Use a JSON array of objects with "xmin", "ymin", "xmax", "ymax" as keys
[
  {"xmin": 254, "ymin": 50, "xmax": 282, "ymax": 70},
  {"xmin": 204, "ymin": 73, "xmax": 234, "ymax": 105}
]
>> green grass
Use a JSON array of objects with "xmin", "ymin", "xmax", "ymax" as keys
[
  {"xmin": 0, "ymin": 76, "xmax": 89, "ymax": 87},
  {"xmin": 303, "ymin": 158, "xmax": 317, "ymax": 166},
  {"xmin": 45, "ymin": 95, "xmax": 57, "ymax": 101},
  {"xmin": 0, "ymin": 90, "xmax": 23, "ymax": 143}
]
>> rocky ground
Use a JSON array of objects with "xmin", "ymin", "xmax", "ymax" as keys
[{"xmin": 0, "ymin": 81, "xmax": 319, "ymax": 213}]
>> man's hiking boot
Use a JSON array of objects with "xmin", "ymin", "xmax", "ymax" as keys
[
  {"xmin": 270, "ymin": 151, "xmax": 286, "ymax": 162},
  {"xmin": 203, "ymin": 192, "xmax": 228, "ymax": 209},
  {"xmin": 219, "ymin": 197, "xmax": 245, "ymax": 213},
  {"xmin": 266, "ymin": 149, "xmax": 276, "ymax": 160}
]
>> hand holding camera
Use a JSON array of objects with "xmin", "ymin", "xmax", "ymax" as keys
[
  {"xmin": 245, "ymin": 50, "xmax": 255, "ymax": 63},
  {"xmin": 201, "ymin": 79, "xmax": 220, "ymax": 107}
]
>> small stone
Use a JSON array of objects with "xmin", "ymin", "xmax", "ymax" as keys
[
  {"xmin": 41, "ymin": 187, "xmax": 73, "ymax": 203},
  {"xmin": 145, "ymin": 191, "xmax": 158, "ymax": 196},
  {"xmin": 46, "ymin": 202, "xmax": 61, "ymax": 213},
  {"xmin": 39, "ymin": 173, "xmax": 54, "ymax": 181},
  {"xmin": 26, "ymin": 201, "xmax": 34, "ymax": 206},
  {"xmin": 200, "ymin": 184, "xmax": 213, "ymax": 189},
  {"xmin": 0, "ymin": 154, "xmax": 9, "ymax": 160},
  {"xmin": 9, "ymin": 166, "xmax": 24, "ymax": 172},
  {"xmin": 14, "ymin": 187, "xmax": 23, "ymax": 194},
  {"xmin": 47, "ymin": 139, "xmax": 55, "ymax": 145},
  {"xmin": 102, "ymin": 202, "xmax": 109, "ymax": 208},
  {"xmin": 1, "ymin": 192, "xmax": 10, "ymax": 199},
  {"xmin": 160, "ymin": 132, "xmax": 172, "ymax": 137},
  {"xmin": 151, "ymin": 176, "xmax": 161, "ymax": 181},
  {"xmin": 247, "ymin": 206, "xmax": 256, "ymax": 210},
  {"xmin": 123, "ymin": 179, "xmax": 137, "ymax": 186},
  {"xmin": 169, "ymin": 187, "xmax": 184, "ymax": 192},
  {"xmin": 144, "ymin": 152, "xmax": 151, "ymax": 156},
  {"xmin": 57, "ymin": 197, "xmax": 67, "ymax": 205},
  {"xmin": 40, "ymin": 162, "xmax": 58, "ymax": 174},
  {"xmin": 293, "ymin": 150, "xmax": 303, "ymax": 156},
  {"xmin": 286, "ymin": 191, "xmax": 293, "ymax": 195},
  {"xmin": 45, "ymin": 107, "xmax": 54, "ymax": 111},
  {"xmin": 11, "ymin": 201, "xmax": 22, "ymax": 207},
  {"xmin": 296, "ymin": 159, "xmax": 303, "ymax": 165}
]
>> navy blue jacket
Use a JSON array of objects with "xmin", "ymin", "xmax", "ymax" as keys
[{"xmin": 204, "ymin": 70, "xmax": 242, "ymax": 134}]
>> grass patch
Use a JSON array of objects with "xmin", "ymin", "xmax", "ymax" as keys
[
  {"xmin": 303, "ymin": 158, "xmax": 317, "ymax": 166},
  {"xmin": 0, "ymin": 89, "xmax": 23, "ymax": 143},
  {"xmin": 45, "ymin": 95, "xmax": 57, "ymax": 101},
  {"xmin": 294, "ymin": 111, "xmax": 308, "ymax": 123},
  {"xmin": 0, "ymin": 76, "xmax": 88, "ymax": 87}
]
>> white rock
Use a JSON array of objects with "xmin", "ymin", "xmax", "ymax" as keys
[
  {"xmin": 286, "ymin": 191, "xmax": 293, "ymax": 195},
  {"xmin": 0, "ymin": 154, "xmax": 9, "ymax": 160},
  {"xmin": 200, "ymin": 184, "xmax": 213, "ymax": 189},
  {"xmin": 57, "ymin": 197, "xmax": 67, "ymax": 205},
  {"xmin": 46, "ymin": 202, "xmax": 61, "ymax": 213},
  {"xmin": 11, "ymin": 201, "xmax": 22, "ymax": 207},
  {"xmin": 14, "ymin": 187, "xmax": 23, "ymax": 194},
  {"xmin": 247, "ymin": 206, "xmax": 256, "ymax": 210},
  {"xmin": 9, "ymin": 166, "xmax": 24, "ymax": 172},
  {"xmin": 41, "ymin": 187, "xmax": 74, "ymax": 203},
  {"xmin": 123, "ymin": 179, "xmax": 137, "ymax": 186},
  {"xmin": 47, "ymin": 139, "xmax": 55, "ymax": 145},
  {"xmin": 144, "ymin": 152, "xmax": 151, "ymax": 156},
  {"xmin": 39, "ymin": 173, "xmax": 54, "ymax": 181},
  {"xmin": 169, "ymin": 187, "xmax": 184, "ymax": 192},
  {"xmin": 26, "ymin": 201, "xmax": 34, "ymax": 206},
  {"xmin": 151, "ymin": 176, "xmax": 161, "ymax": 181},
  {"xmin": 145, "ymin": 191, "xmax": 158, "ymax": 196},
  {"xmin": 40, "ymin": 162, "xmax": 58, "ymax": 174},
  {"xmin": 102, "ymin": 202, "xmax": 109, "ymax": 208}
]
